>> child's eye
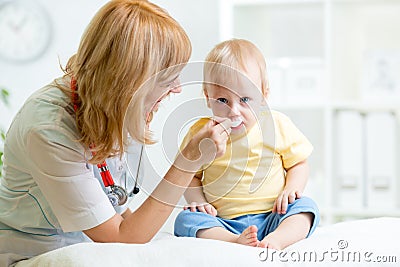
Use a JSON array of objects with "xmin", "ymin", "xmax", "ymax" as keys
[
  {"xmin": 217, "ymin": 98, "xmax": 228, "ymax": 104},
  {"xmin": 240, "ymin": 97, "xmax": 250, "ymax": 103}
]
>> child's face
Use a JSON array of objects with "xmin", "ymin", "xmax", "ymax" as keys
[{"xmin": 205, "ymin": 63, "xmax": 265, "ymax": 134}]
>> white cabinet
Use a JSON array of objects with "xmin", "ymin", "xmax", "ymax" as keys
[{"xmin": 219, "ymin": 0, "xmax": 400, "ymax": 224}]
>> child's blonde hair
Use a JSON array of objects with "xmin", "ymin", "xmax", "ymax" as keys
[
  {"xmin": 61, "ymin": 0, "xmax": 191, "ymax": 163},
  {"xmin": 203, "ymin": 39, "xmax": 269, "ymax": 97}
]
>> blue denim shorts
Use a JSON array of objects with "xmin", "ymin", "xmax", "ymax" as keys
[{"xmin": 174, "ymin": 196, "xmax": 320, "ymax": 241}]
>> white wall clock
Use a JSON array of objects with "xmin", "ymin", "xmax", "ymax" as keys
[{"xmin": 0, "ymin": 0, "xmax": 52, "ymax": 63}]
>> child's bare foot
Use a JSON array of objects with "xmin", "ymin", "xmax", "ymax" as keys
[
  {"xmin": 236, "ymin": 225, "xmax": 259, "ymax": 247},
  {"xmin": 259, "ymin": 213, "xmax": 313, "ymax": 250},
  {"xmin": 259, "ymin": 231, "xmax": 283, "ymax": 250}
]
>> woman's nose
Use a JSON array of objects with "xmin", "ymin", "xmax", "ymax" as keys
[{"xmin": 169, "ymin": 79, "xmax": 182, "ymax": 93}]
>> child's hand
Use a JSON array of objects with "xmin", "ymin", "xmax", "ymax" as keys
[
  {"xmin": 184, "ymin": 202, "xmax": 218, "ymax": 216},
  {"xmin": 272, "ymin": 190, "xmax": 302, "ymax": 214}
]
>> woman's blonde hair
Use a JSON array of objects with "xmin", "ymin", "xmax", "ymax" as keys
[
  {"xmin": 203, "ymin": 39, "xmax": 268, "ymax": 97},
  {"xmin": 60, "ymin": 0, "xmax": 191, "ymax": 163}
]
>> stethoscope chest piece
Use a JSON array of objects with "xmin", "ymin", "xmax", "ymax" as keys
[{"xmin": 107, "ymin": 185, "xmax": 128, "ymax": 207}]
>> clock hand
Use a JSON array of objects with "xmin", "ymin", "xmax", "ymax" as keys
[
  {"xmin": 8, "ymin": 16, "xmax": 27, "ymax": 33},
  {"xmin": 15, "ymin": 16, "xmax": 28, "ymax": 32},
  {"xmin": 8, "ymin": 21, "xmax": 18, "ymax": 33}
]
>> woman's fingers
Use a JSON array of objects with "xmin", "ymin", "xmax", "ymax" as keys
[
  {"xmin": 212, "ymin": 116, "xmax": 232, "ymax": 136},
  {"xmin": 195, "ymin": 118, "xmax": 232, "ymax": 161},
  {"xmin": 208, "ymin": 118, "xmax": 232, "ymax": 158},
  {"xmin": 176, "ymin": 118, "xmax": 233, "ymax": 172}
]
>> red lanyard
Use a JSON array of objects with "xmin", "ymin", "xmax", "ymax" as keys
[{"xmin": 70, "ymin": 77, "xmax": 115, "ymax": 187}]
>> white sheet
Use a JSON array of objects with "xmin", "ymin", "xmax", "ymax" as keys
[{"xmin": 16, "ymin": 217, "xmax": 400, "ymax": 267}]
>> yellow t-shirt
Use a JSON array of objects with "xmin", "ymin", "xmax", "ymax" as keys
[{"xmin": 181, "ymin": 110, "xmax": 313, "ymax": 219}]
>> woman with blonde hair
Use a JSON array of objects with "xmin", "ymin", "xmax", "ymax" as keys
[{"xmin": 0, "ymin": 1, "xmax": 232, "ymax": 265}]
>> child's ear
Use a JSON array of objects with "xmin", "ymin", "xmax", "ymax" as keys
[
  {"xmin": 261, "ymin": 97, "xmax": 267, "ymax": 106},
  {"xmin": 261, "ymin": 88, "xmax": 269, "ymax": 105},
  {"xmin": 264, "ymin": 87, "xmax": 270, "ymax": 99}
]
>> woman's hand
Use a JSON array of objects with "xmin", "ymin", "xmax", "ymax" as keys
[
  {"xmin": 175, "ymin": 117, "xmax": 232, "ymax": 172},
  {"xmin": 184, "ymin": 202, "xmax": 217, "ymax": 216},
  {"xmin": 272, "ymin": 189, "xmax": 302, "ymax": 215}
]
